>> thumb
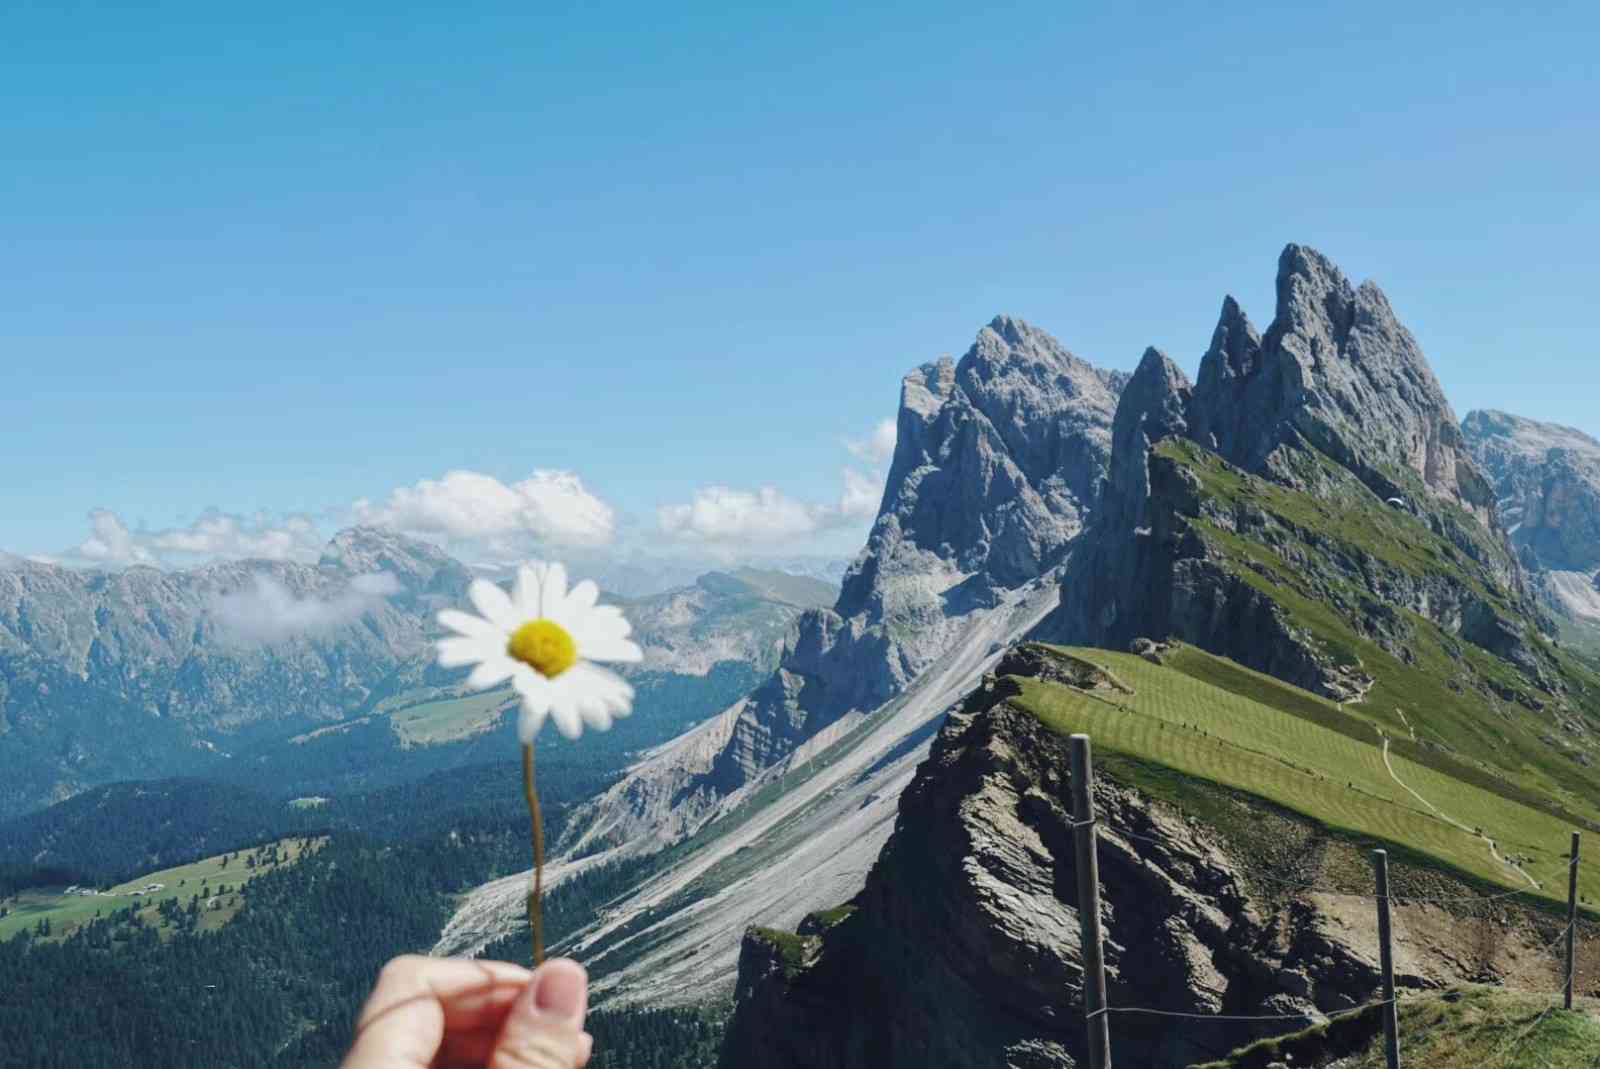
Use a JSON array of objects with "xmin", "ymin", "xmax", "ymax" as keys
[{"xmin": 489, "ymin": 959, "xmax": 590, "ymax": 1069}]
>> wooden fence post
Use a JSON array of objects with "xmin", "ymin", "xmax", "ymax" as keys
[
  {"xmin": 1567, "ymin": 831, "xmax": 1581, "ymax": 1010},
  {"xmin": 1373, "ymin": 849, "xmax": 1400, "ymax": 1069},
  {"xmin": 1071, "ymin": 734, "xmax": 1112, "ymax": 1069}
]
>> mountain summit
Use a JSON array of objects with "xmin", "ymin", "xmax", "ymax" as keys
[
  {"xmin": 1041, "ymin": 243, "xmax": 1537, "ymax": 697},
  {"xmin": 1190, "ymin": 244, "xmax": 1499, "ymax": 542},
  {"xmin": 552, "ymin": 317, "xmax": 1128, "ymax": 864}
]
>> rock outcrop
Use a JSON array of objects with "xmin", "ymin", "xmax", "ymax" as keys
[
  {"xmin": 1463, "ymin": 410, "xmax": 1600, "ymax": 573},
  {"xmin": 1189, "ymin": 247, "xmax": 1499, "ymax": 542},
  {"xmin": 1464, "ymin": 411, "xmax": 1600, "ymax": 647},
  {"xmin": 700, "ymin": 318, "xmax": 1123, "ymax": 793},
  {"xmin": 1039, "ymin": 244, "xmax": 1542, "ymax": 697},
  {"xmin": 721, "ymin": 647, "xmax": 1574, "ymax": 1068}
]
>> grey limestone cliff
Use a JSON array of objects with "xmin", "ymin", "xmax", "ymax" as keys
[
  {"xmin": 1188, "ymin": 247, "xmax": 1499, "ymax": 544},
  {"xmin": 1039, "ymin": 244, "xmax": 1537, "ymax": 697},
  {"xmin": 704, "ymin": 317, "xmax": 1124, "ymax": 791},
  {"xmin": 1463, "ymin": 409, "xmax": 1600, "ymax": 575},
  {"xmin": 1464, "ymin": 409, "xmax": 1600, "ymax": 648}
]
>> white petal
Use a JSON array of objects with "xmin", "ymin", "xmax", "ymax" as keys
[
  {"xmin": 568, "ymin": 662, "xmax": 634, "ymax": 719},
  {"xmin": 549, "ymin": 699, "xmax": 583, "ymax": 739},
  {"xmin": 466, "ymin": 656, "xmax": 517, "ymax": 689},
  {"xmin": 468, "ymin": 579, "xmax": 519, "ymax": 630},
  {"xmin": 606, "ymin": 683, "xmax": 635, "ymax": 716},
  {"xmin": 435, "ymin": 635, "xmax": 497, "ymax": 669},
  {"xmin": 564, "ymin": 579, "xmax": 600, "ymax": 615},
  {"xmin": 569, "ymin": 605, "xmax": 632, "ymax": 648},
  {"xmin": 582, "ymin": 637, "xmax": 643, "ymax": 664},
  {"xmin": 540, "ymin": 563, "xmax": 569, "ymax": 619},
  {"xmin": 515, "ymin": 673, "xmax": 551, "ymax": 742},
  {"xmin": 513, "ymin": 563, "xmax": 545, "ymax": 618},
  {"xmin": 577, "ymin": 695, "xmax": 613, "ymax": 732},
  {"xmin": 517, "ymin": 702, "xmax": 548, "ymax": 743},
  {"xmin": 437, "ymin": 609, "xmax": 501, "ymax": 639},
  {"xmin": 511, "ymin": 666, "xmax": 544, "ymax": 699}
]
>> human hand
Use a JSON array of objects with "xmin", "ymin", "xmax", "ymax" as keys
[{"xmin": 339, "ymin": 955, "xmax": 593, "ymax": 1069}]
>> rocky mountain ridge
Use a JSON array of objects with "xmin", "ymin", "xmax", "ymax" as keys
[
  {"xmin": 719, "ymin": 646, "xmax": 1579, "ymax": 1068},
  {"xmin": 0, "ymin": 533, "xmax": 829, "ymax": 818},
  {"xmin": 1039, "ymin": 245, "xmax": 1553, "ymax": 706},
  {"xmin": 713, "ymin": 245, "xmax": 1600, "ymax": 1065},
  {"xmin": 549, "ymin": 316, "xmax": 1127, "ymax": 861},
  {"xmin": 438, "ymin": 315, "xmax": 1131, "ymax": 974},
  {"xmin": 1464, "ymin": 409, "xmax": 1600, "ymax": 652}
]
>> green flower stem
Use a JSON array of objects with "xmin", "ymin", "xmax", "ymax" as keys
[{"xmin": 521, "ymin": 742, "xmax": 545, "ymax": 966}]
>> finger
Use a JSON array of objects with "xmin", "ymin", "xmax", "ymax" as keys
[
  {"xmin": 489, "ymin": 959, "xmax": 589, "ymax": 1069},
  {"xmin": 344, "ymin": 956, "xmax": 533, "ymax": 1069},
  {"xmin": 356, "ymin": 957, "xmax": 533, "ymax": 1033}
]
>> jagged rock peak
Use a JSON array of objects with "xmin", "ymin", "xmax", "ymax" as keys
[
  {"xmin": 838, "ymin": 317, "xmax": 1124, "ymax": 619},
  {"xmin": 964, "ymin": 315, "xmax": 1119, "ymax": 404},
  {"xmin": 1189, "ymin": 243, "xmax": 1497, "ymax": 530},
  {"xmin": 1188, "ymin": 296, "xmax": 1261, "ymax": 452},
  {"xmin": 707, "ymin": 316, "xmax": 1127, "ymax": 792},
  {"xmin": 1104, "ymin": 348, "xmax": 1192, "ymax": 531},
  {"xmin": 1208, "ymin": 295, "xmax": 1262, "ymax": 375},
  {"xmin": 318, "ymin": 526, "xmax": 469, "ymax": 596}
]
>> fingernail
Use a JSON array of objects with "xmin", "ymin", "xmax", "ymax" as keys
[{"xmin": 532, "ymin": 960, "xmax": 587, "ymax": 1024}]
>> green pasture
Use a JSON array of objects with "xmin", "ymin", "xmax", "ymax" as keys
[
  {"xmin": 1200, "ymin": 987, "xmax": 1600, "ymax": 1069},
  {"xmin": 1013, "ymin": 648, "xmax": 1597, "ymax": 904},
  {"xmin": 390, "ymin": 689, "xmax": 514, "ymax": 746},
  {"xmin": 0, "ymin": 835, "xmax": 324, "ymax": 943}
]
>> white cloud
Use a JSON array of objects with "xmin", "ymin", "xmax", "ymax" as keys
[
  {"xmin": 658, "ymin": 487, "xmax": 828, "ymax": 544},
  {"xmin": 74, "ymin": 510, "xmax": 158, "ymax": 567},
  {"xmin": 354, "ymin": 469, "xmax": 614, "ymax": 549},
  {"xmin": 844, "ymin": 418, "xmax": 898, "ymax": 465},
  {"xmin": 67, "ymin": 509, "xmax": 323, "ymax": 568},
  {"xmin": 211, "ymin": 572, "xmax": 401, "ymax": 644},
  {"xmin": 839, "ymin": 468, "xmax": 880, "ymax": 520},
  {"xmin": 151, "ymin": 513, "xmax": 322, "ymax": 561},
  {"xmin": 657, "ymin": 466, "xmax": 886, "ymax": 551}
]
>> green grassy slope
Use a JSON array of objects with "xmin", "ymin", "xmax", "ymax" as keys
[
  {"xmin": 1196, "ymin": 986, "xmax": 1600, "ymax": 1068},
  {"xmin": 1156, "ymin": 437, "xmax": 1600, "ymax": 823},
  {"xmin": 390, "ymin": 689, "xmax": 515, "ymax": 746},
  {"xmin": 1012, "ymin": 648, "xmax": 1597, "ymax": 903},
  {"xmin": 0, "ymin": 836, "xmax": 323, "ymax": 943}
]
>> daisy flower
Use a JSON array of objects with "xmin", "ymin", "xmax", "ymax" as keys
[{"xmin": 435, "ymin": 562, "xmax": 642, "ymax": 740}]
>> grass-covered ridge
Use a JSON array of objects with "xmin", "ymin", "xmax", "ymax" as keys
[
  {"xmin": 1010, "ymin": 648, "xmax": 1599, "ymax": 904},
  {"xmin": 1195, "ymin": 986, "xmax": 1600, "ymax": 1068},
  {"xmin": 1153, "ymin": 437, "xmax": 1600, "ymax": 824}
]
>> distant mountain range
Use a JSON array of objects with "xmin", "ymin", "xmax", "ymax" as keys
[
  {"xmin": 0, "ymin": 533, "xmax": 837, "ymax": 818},
  {"xmin": 1463, "ymin": 409, "xmax": 1600, "ymax": 653}
]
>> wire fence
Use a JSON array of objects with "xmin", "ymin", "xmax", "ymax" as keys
[{"xmin": 1068, "ymin": 733, "xmax": 1591, "ymax": 1069}]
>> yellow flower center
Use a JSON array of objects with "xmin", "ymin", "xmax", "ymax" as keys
[{"xmin": 506, "ymin": 619, "xmax": 578, "ymax": 679}]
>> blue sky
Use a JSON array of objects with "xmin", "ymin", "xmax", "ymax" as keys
[{"xmin": 4, "ymin": 1, "xmax": 1596, "ymax": 566}]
